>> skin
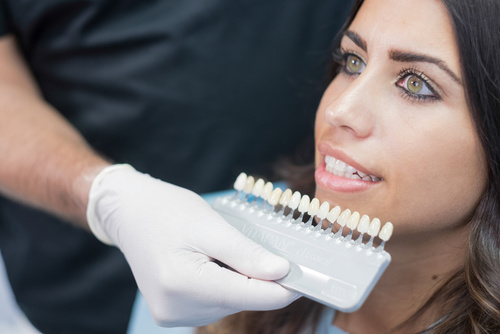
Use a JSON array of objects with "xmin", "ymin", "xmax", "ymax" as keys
[
  {"xmin": 314, "ymin": 0, "xmax": 488, "ymax": 332},
  {"xmin": 0, "ymin": 35, "xmax": 110, "ymax": 227}
]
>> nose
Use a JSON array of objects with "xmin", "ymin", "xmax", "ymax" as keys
[{"xmin": 322, "ymin": 74, "xmax": 377, "ymax": 139}]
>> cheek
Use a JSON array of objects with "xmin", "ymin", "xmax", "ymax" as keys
[{"xmin": 385, "ymin": 117, "xmax": 487, "ymax": 231}]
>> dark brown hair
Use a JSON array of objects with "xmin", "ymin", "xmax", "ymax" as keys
[{"xmin": 198, "ymin": 0, "xmax": 500, "ymax": 332}]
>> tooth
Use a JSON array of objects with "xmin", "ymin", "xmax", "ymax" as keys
[
  {"xmin": 307, "ymin": 198, "xmax": 320, "ymax": 216},
  {"xmin": 317, "ymin": 202, "xmax": 330, "ymax": 220},
  {"xmin": 346, "ymin": 165, "xmax": 357, "ymax": 174},
  {"xmin": 234, "ymin": 172, "xmax": 247, "ymax": 191},
  {"xmin": 260, "ymin": 182, "xmax": 273, "ymax": 201},
  {"xmin": 368, "ymin": 218, "xmax": 381, "ymax": 237},
  {"xmin": 346, "ymin": 211, "xmax": 360, "ymax": 229},
  {"xmin": 358, "ymin": 171, "xmax": 367, "ymax": 178},
  {"xmin": 337, "ymin": 209, "xmax": 351, "ymax": 227},
  {"xmin": 357, "ymin": 215, "xmax": 370, "ymax": 233},
  {"xmin": 379, "ymin": 222, "xmax": 394, "ymax": 241},
  {"xmin": 278, "ymin": 189, "xmax": 292, "ymax": 206},
  {"xmin": 327, "ymin": 206, "xmax": 341, "ymax": 223},
  {"xmin": 268, "ymin": 187, "xmax": 283, "ymax": 206},
  {"xmin": 243, "ymin": 176, "xmax": 255, "ymax": 194},
  {"xmin": 251, "ymin": 178, "xmax": 265, "ymax": 197},
  {"xmin": 334, "ymin": 159, "xmax": 347, "ymax": 172},
  {"xmin": 350, "ymin": 173, "xmax": 361, "ymax": 180},
  {"xmin": 298, "ymin": 195, "xmax": 311, "ymax": 213},
  {"xmin": 288, "ymin": 191, "xmax": 301, "ymax": 210},
  {"xmin": 362, "ymin": 175, "xmax": 372, "ymax": 181}
]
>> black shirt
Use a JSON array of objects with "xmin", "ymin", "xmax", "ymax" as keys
[{"xmin": 0, "ymin": 1, "xmax": 351, "ymax": 333}]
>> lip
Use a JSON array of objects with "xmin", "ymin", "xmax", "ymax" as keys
[{"xmin": 315, "ymin": 142, "xmax": 382, "ymax": 193}]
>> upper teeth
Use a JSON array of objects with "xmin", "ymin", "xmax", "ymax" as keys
[{"xmin": 325, "ymin": 156, "xmax": 381, "ymax": 182}]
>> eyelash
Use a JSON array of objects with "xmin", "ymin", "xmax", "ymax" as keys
[
  {"xmin": 332, "ymin": 48, "xmax": 441, "ymax": 103},
  {"xmin": 332, "ymin": 47, "xmax": 360, "ymax": 76},
  {"xmin": 396, "ymin": 67, "xmax": 441, "ymax": 102}
]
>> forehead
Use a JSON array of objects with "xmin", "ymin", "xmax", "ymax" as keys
[{"xmin": 347, "ymin": 0, "xmax": 460, "ymax": 71}]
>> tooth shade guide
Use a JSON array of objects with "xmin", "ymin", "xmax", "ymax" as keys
[{"xmin": 213, "ymin": 183, "xmax": 393, "ymax": 312}]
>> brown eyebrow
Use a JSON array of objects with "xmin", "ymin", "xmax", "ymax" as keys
[
  {"xmin": 389, "ymin": 49, "xmax": 462, "ymax": 85},
  {"xmin": 343, "ymin": 30, "xmax": 367, "ymax": 52},
  {"xmin": 342, "ymin": 30, "xmax": 462, "ymax": 86}
]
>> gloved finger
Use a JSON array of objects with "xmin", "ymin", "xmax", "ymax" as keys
[
  {"xmin": 162, "ymin": 261, "xmax": 300, "ymax": 327},
  {"xmin": 190, "ymin": 218, "xmax": 291, "ymax": 281},
  {"xmin": 200, "ymin": 261, "xmax": 300, "ymax": 310}
]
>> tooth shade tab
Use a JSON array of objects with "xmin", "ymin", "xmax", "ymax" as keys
[
  {"xmin": 268, "ymin": 188, "xmax": 283, "ymax": 206},
  {"xmin": 234, "ymin": 172, "xmax": 247, "ymax": 191},
  {"xmin": 379, "ymin": 222, "xmax": 394, "ymax": 241},
  {"xmin": 368, "ymin": 218, "xmax": 381, "ymax": 237},
  {"xmin": 327, "ymin": 206, "xmax": 341, "ymax": 224},
  {"xmin": 317, "ymin": 202, "xmax": 330, "ymax": 220},
  {"xmin": 357, "ymin": 215, "xmax": 370, "ymax": 234},
  {"xmin": 251, "ymin": 178, "xmax": 265, "ymax": 197},
  {"xmin": 261, "ymin": 182, "xmax": 273, "ymax": 201},
  {"xmin": 279, "ymin": 189, "xmax": 293, "ymax": 206},
  {"xmin": 288, "ymin": 191, "xmax": 301, "ymax": 210},
  {"xmin": 298, "ymin": 195, "xmax": 311, "ymax": 213},
  {"xmin": 308, "ymin": 198, "xmax": 320, "ymax": 216},
  {"xmin": 347, "ymin": 211, "xmax": 360, "ymax": 230},
  {"xmin": 243, "ymin": 176, "xmax": 255, "ymax": 194},
  {"xmin": 337, "ymin": 209, "xmax": 351, "ymax": 227}
]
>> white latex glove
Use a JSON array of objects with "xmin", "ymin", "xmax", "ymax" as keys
[{"xmin": 86, "ymin": 164, "xmax": 298, "ymax": 327}]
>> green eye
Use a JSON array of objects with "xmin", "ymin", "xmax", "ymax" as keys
[
  {"xmin": 407, "ymin": 75, "xmax": 423, "ymax": 94},
  {"xmin": 346, "ymin": 54, "xmax": 365, "ymax": 74}
]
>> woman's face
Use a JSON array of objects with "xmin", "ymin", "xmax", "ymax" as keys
[{"xmin": 314, "ymin": 0, "xmax": 487, "ymax": 239}]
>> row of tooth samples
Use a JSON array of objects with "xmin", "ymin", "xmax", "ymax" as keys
[{"xmin": 233, "ymin": 173, "xmax": 394, "ymax": 248}]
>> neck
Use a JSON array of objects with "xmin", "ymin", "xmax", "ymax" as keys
[{"xmin": 333, "ymin": 225, "xmax": 470, "ymax": 334}]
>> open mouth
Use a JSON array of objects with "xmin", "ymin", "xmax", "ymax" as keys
[{"xmin": 325, "ymin": 155, "xmax": 382, "ymax": 182}]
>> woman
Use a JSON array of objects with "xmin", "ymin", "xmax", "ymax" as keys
[{"xmin": 198, "ymin": 0, "xmax": 500, "ymax": 333}]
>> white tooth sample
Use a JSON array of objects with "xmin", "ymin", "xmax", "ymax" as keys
[
  {"xmin": 334, "ymin": 159, "xmax": 347, "ymax": 172},
  {"xmin": 268, "ymin": 187, "xmax": 283, "ymax": 206},
  {"xmin": 260, "ymin": 182, "xmax": 273, "ymax": 201},
  {"xmin": 298, "ymin": 195, "xmax": 310, "ymax": 213},
  {"xmin": 307, "ymin": 198, "xmax": 320, "ymax": 216},
  {"xmin": 251, "ymin": 178, "xmax": 265, "ymax": 197},
  {"xmin": 379, "ymin": 222, "xmax": 394, "ymax": 241},
  {"xmin": 243, "ymin": 176, "xmax": 255, "ymax": 194},
  {"xmin": 279, "ymin": 189, "xmax": 292, "ymax": 206},
  {"xmin": 368, "ymin": 218, "xmax": 381, "ymax": 237},
  {"xmin": 357, "ymin": 215, "xmax": 370, "ymax": 233},
  {"xmin": 234, "ymin": 172, "xmax": 247, "ymax": 191},
  {"xmin": 346, "ymin": 211, "xmax": 360, "ymax": 230},
  {"xmin": 288, "ymin": 191, "xmax": 301, "ymax": 210},
  {"xmin": 326, "ymin": 206, "xmax": 341, "ymax": 224},
  {"xmin": 317, "ymin": 202, "xmax": 330, "ymax": 220},
  {"xmin": 337, "ymin": 209, "xmax": 351, "ymax": 227}
]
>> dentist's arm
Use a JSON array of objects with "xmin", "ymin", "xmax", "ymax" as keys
[{"xmin": 0, "ymin": 35, "xmax": 297, "ymax": 327}]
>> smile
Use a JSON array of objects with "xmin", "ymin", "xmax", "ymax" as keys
[{"xmin": 325, "ymin": 156, "xmax": 382, "ymax": 182}]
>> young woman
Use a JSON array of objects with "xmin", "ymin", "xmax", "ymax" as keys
[{"xmin": 197, "ymin": 0, "xmax": 500, "ymax": 333}]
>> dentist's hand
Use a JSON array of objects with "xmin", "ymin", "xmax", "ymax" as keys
[{"xmin": 86, "ymin": 164, "xmax": 298, "ymax": 327}]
